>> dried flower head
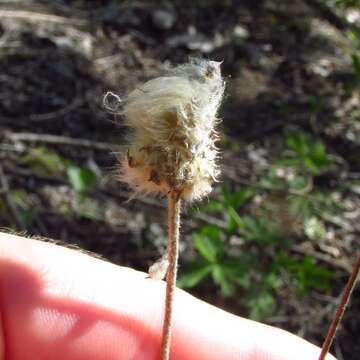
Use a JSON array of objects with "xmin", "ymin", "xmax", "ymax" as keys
[{"xmin": 116, "ymin": 59, "xmax": 225, "ymax": 201}]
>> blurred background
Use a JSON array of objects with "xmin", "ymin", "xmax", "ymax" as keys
[{"xmin": 0, "ymin": 0, "xmax": 359, "ymax": 358}]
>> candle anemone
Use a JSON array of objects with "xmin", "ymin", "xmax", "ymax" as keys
[{"xmin": 120, "ymin": 59, "xmax": 225, "ymax": 201}]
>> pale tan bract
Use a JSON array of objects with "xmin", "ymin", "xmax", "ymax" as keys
[{"xmin": 119, "ymin": 59, "xmax": 225, "ymax": 201}]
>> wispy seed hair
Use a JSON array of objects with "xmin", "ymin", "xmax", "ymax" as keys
[{"xmin": 108, "ymin": 59, "xmax": 225, "ymax": 201}]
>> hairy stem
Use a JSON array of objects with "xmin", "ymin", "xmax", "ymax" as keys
[
  {"xmin": 319, "ymin": 255, "xmax": 360, "ymax": 360},
  {"xmin": 161, "ymin": 190, "xmax": 181, "ymax": 360}
]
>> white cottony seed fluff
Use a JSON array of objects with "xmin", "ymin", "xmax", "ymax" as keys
[
  {"xmin": 114, "ymin": 59, "xmax": 225, "ymax": 201},
  {"xmin": 148, "ymin": 256, "xmax": 170, "ymax": 281}
]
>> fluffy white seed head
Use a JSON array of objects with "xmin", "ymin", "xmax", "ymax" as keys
[{"xmin": 117, "ymin": 59, "xmax": 225, "ymax": 201}]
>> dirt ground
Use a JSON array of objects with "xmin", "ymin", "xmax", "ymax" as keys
[{"xmin": 0, "ymin": 1, "xmax": 359, "ymax": 359}]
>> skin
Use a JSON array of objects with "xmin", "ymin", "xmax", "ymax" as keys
[{"xmin": 0, "ymin": 232, "xmax": 336, "ymax": 360}]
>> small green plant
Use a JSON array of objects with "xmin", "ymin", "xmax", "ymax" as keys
[
  {"xmin": 179, "ymin": 214, "xmax": 285, "ymax": 320},
  {"xmin": 289, "ymin": 191, "xmax": 342, "ymax": 224},
  {"xmin": 20, "ymin": 146, "xmax": 70, "ymax": 177},
  {"xmin": 20, "ymin": 147, "xmax": 99, "ymax": 219},
  {"xmin": 67, "ymin": 165, "xmax": 97, "ymax": 193},
  {"xmin": 195, "ymin": 185, "xmax": 255, "ymax": 215},
  {"xmin": 178, "ymin": 224, "xmax": 249, "ymax": 296},
  {"xmin": 276, "ymin": 253, "xmax": 333, "ymax": 295},
  {"xmin": 20, "ymin": 146, "xmax": 98, "ymax": 193},
  {"xmin": 10, "ymin": 189, "xmax": 35, "ymax": 227},
  {"xmin": 194, "ymin": 185, "xmax": 255, "ymax": 233},
  {"xmin": 332, "ymin": 0, "xmax": 360, "ymax": 9},
  {"xmin": 279, "ymin": 130, "xmax": 331, "ymax": 174},
  {"xmin": 245, "ymin": 272, "xmax": 280, "ymax": 321},
  {"xmin": 181, "ymin": 129, "xmax": 338, "ymax": 321},
  {"xmin": 66, "ymin": 165, "xmax": 99, "ymax": 219}
]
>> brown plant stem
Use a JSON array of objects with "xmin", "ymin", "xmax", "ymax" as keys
[
  {"xmin": 161, "ymin": 190, "xmax": 181, "ymax": 360},
  {"xmin": 319, "ymin": 255, "xmax": 360, "ymax": 360}
]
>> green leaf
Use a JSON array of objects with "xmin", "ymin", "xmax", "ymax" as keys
[
  {"xmin": 238, "ymin": 216, "xmax": 280, "ymax": 245},
  {"xmin": 221, "ymin": 259, "xmax": 250, "ymax": 288},
  {"xmin": 287, "ymin": 175, "xmax": 308, "ymax": 190},
  {"xmin": 224, "ymin": 211, "xmax": 238, "ymax": 234},
  {"xmin": 222, "ymin": 186, "xmax": 255, "ymax": 209},
  {"xmin": 226, "ymin": 206, "xmax": 244, "ymax": 231},
  {"xmin": 10, "ymin": 189, "xmax": 30, "ymax": 209},
  {"xmin": 177, "ymin": 263, "xmax": 212, "ymax": 288},
  {"xmin": 10, "ymin": 189, "xmax": 35, "ymax": 226},
  {"xmin": 275, "ymin": 158, "xmax": 303, "ymax": 167},
  {"xmin": 246, "ymin": 290, "xmax": 276, "ymax": 321},
  {"xmin": 282, "ymin": 130, "xmax": 331, "ymax": 174},
  {"xmin": 300, "ymin": 256, "xmax": 333, "ymax": 292},
  {"xmin": 277, "ymin": 254, "xmax": 333, "ymax": 294},
  {"xmin": 21, "ymin": 147, "xmax": 70, "ymax": 177},
  {"xmin": 192, "ymin": 199, "xmax": 224, "ymax": 214},
  {"xmin": 304, "ymin": 157, "xmax": 318, "ymax": 173},
  {"xmin": 304, "ymin": 141, "xmax": 330, "ymax": 173},
  {"xmin": 285, "ymin": 131, "xmax": 309, "ymax": 156},
  {"xmin": 352, "ymin": 53, "xmax": 360, "ymax": 82},
  {"xmin": 211, "ymin": 264, "xmax": 236, "ymax": 297},
  {"xmin": 19, "ymin": 209, "xmax": 34, "ymax": 226},
  {"xmin": 193, "ymin": 234, "xmax": 220, "ymax": 263},
  {"xmin": 311, "ymin": 142, "xmax": 331, "ymax": 170},
  {"xmin": 290, "ymin": 191, "xmax": 342, "ymax": 221},
  {"xmin": 307, "ymin": 95, "xmax": 320, "ymax": 112},
  {"xmin": 67, "ymin": 166, "xmax": 97, "ymax": 193},
  {"xmin": 289, "ymin": 195, "xmax": 312, "ymax": 219},
  {"xmin": 335, "ymin": 0, "xmax": 360, "ymax": 9},
  {"xmin": 259, "ymin": 169, "xmax": 286, "ymax": 190},
  {"xmin": 198, "ymin": 224, "xmax": 222, "ymax": 241},
  {"xmin": 264, "ymin": 272, "xmax": 282, "ymax": 290}
]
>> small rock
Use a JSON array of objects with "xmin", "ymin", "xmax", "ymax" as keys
[
  {"xmin": 152, "ymin": 9, "xmax": 176, "ymax": 30},
  {"xmin": 351, "ymin": 186, "xmax": 360, "ymax": 196},
  {"xmin": 346, "ymin": 9, "xmax": 360, "ymax": 25},
  {"xmin": 167, "ymin": 26, "xmax": 224, "ymax": 53},
  {"xmin": 233, "ymin": 25, "xmax": 249, "ymax": 39}
]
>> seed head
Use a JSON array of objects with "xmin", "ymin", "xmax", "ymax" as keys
[{"xmin": 116, "ymin": 59, "xmax": 225, "ymax": 201}]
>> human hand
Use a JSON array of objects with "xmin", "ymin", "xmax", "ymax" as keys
[{"xmin": 0, "ymin": 232, "xmax": 336, "ymax": 359}]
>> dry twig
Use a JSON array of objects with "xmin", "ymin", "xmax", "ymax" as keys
[
  {"xmin": 29, "ymin": 97, "xmax": 84, "ymax": 122},
  {"xmin": 3, "ymin": 131, "xmax": 121, "ymax": 151},
  {"xmin": 0, "ymin": 9, "xmax": 86, "ymax": 26},
  {"xmin": 292, "ymin": 244, "xmax": 353, "ymax": 274},
  {"xmin": 319, "ymin": 255, "xmax": 360, "ymax": 360}
]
